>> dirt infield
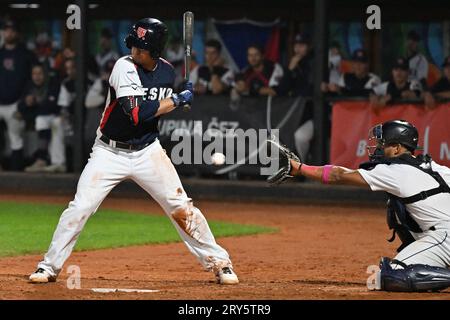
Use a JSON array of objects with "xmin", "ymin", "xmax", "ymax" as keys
[{"xmin": 1, "ymin": 193, "xmax": 449, "ymax": 300}]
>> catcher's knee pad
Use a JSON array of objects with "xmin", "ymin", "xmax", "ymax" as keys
[{"xmin": 379, "ymin": 257, "xmax": 450, "ymax": 292}]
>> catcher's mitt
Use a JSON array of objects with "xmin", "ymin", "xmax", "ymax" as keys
[{"xmin": 266, "ymin": 139, "xmax": 301, "ymax": 185}]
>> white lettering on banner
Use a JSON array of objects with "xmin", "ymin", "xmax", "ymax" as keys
[
  {"xmin": 160, "ymin": 119, "xmax": 239, "ymax": 138},
  {"xmin": 160, "ymin": 120, "xmax": 203, "ymax": 136},
  {"xmin": 441, "ymin": 143, "xmax": 450, "ymax": 160},
  {"xmin": 169, "ymin": 127, "xmax": 282, "ymax": 175},
  {"xmin": 356, "ymin": 140, "xmax": 367, "ymax": 157}
]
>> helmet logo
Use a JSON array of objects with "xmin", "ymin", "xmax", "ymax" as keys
[{"xmin": 137, "ymin": 27, "xmax": 147, "ymax": 39}]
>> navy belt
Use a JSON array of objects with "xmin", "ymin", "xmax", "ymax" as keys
[{"xmin": 100, "ymin": 135, "xmax": 151, "ymax": 151}]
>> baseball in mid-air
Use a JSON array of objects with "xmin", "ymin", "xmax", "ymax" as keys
[{"xmin": 211, "ymin": 152, "xmax": 226, "ymax": 165}]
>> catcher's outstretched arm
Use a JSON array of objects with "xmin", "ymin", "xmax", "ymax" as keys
[{"xmin": 290, "ymin": 160, "xmax": 370, "ymax": 188}]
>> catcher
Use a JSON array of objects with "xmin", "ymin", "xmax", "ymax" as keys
[{"xmin": 267, "ymin": 120, "xmax": 450, "ymax": 292}]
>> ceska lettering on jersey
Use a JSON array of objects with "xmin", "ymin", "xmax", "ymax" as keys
[{"xmin": 144, "ymin": 87, "xmax": 174, "ymax": 101}]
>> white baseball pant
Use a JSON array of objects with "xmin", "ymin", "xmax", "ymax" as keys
[
  {"xmin": 37, "ymin": 138, "xmax": 232, "ymax": 277},
  {"xmin": 393, "ymin": 222, "xmax": 450, "ymax": 268}
]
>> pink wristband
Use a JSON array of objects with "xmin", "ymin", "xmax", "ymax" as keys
[{"xmin": 322, "ymin": 165, "xmax": 334, "ymax": 184}]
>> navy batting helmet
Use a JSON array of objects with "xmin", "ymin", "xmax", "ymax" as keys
[
  {"xmin": 125, "ymin": 18, "xmax": 168, "ymax": 59},
  {"xmin": 368, "ymin": 120, "xmax": 419, "ymax": 159}
]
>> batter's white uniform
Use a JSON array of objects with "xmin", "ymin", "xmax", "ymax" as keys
[
  {"xmin": 358, "ymin": 160, "xmax": 450, "ymax": 267},
  {"xmin": 35, "ymin": 56, "xmax": 233, "ymax": 278}
]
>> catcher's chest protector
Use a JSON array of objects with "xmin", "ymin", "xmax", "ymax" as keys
[{"xmin": 360, "ymin": 154, "xmax": 450, "ymax": 251}]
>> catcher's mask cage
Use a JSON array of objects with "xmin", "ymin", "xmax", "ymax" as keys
[
  {"xmin": 367, "ymin": 120, "xmax": 421, "ymax": 160},
  {"xmin": 367, "ymin": 124, "xmax": 385, "ymax": 160}
]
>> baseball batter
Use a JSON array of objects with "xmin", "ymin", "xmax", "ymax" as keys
[
  {"xmin": 29, "ymin": 18, "xmax": 239, "ymax": 285},
  {"xmin": 268, "ymin": 120, "xmax": 450, "ymax": 292}
]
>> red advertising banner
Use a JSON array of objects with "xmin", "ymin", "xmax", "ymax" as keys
[{"xmin": 330, "ymin": 101, "xmax": 450, "ymax": 169}]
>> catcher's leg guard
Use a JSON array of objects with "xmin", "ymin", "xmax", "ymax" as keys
[{"xmin": 379, "ymin": 257, "xmax": 450, "ymax": 292}]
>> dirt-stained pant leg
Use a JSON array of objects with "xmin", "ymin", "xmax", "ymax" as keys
[
  {"xmin": 393, "ymin": 226, "xmax": 450, "ymax": 268},
  {"xmin": 131, "ymin": 140, "xmax": 233, "ymax": 272},
  {"xmin": 37, "ymin": 142, "xmax": 129, "ymax": 276}
]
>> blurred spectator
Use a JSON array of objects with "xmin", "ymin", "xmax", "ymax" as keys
[
  {"xmin": 279, "ymin": 34, "xmax": 314, "ymax": 162},
  {"xmin": 322, "ymin": 49, "xmax": 380, "ymax": 97},
  {"xmin": 233, "ymin": 44, "xmax": 283, "ymax": 97},
  {"xmin": 56, "ymin": 57, "xmax": 78, "ymax": 152},
  {"xmin": 166, "ymin": 37, "xmax": 184, "ymax": 67},
  {"xmin": 18, "ymin": 64, "xmax": 64, "ymax": 173},
  {"xmin": 84, "ymin": 59, "xmax": 115, "ymax": 155},
  {"xmin": 34, "ymin": 32, "xmax": 58, "ymax": 78},
  {"xmin": 423, "ymin": 55, "xmax": 450, "ymax": 109},
  {"xmin": 95, "ymin": 28, "xmax": 119, "ymax": 71},
  {"xmin": 58, "ymin": 58, "xmax": 77, "ymax": 115},
  {"xmin": 165, "ymin": 37, "xmax": 185, "ymax": 89},
  {"xmin": 279, "ymin": 33, "xmax": 313, "ymax": 97},
  {"xmin": 190, "ymin": 39, "xmax": 233, "ymax": 95},
  {"xmin": 371, "ymin": 57, "xmax": 422, "ymax": 113},
  {"xmin": 0, "ymin": 20, "xmax": 36, "ymax": 171},
  {"xmin": 406, "ymin": 30, "xmax": 428, "ymax": 88},
  {"xmin": 328, "ymin": 41, "xmax": 342, "ymax": 85},
  {"xmin": 53, "ymin": 47, "xmax": 75, "ymax": 79}
]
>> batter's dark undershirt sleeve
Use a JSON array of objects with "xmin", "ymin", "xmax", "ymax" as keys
[
  {"xmin": 138, "ymin": 99, "xmax": 161, "ymax": 122},
  {"xmin": 118, "ymin": 96, "xmax": 160, "ymax": 125}
]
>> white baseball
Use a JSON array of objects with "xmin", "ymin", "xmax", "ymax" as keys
[{"xmin": 211, "ymin": 152, "xmax": 226, "ymax": 165}]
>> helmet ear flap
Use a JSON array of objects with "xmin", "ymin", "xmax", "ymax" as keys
[{"xmin": 125, "ymin": 35, "xmax": 132, "ymax": 49}]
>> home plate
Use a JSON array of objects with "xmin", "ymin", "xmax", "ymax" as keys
[{"xmin": 92, "ymin": 288, "xmax": 160, "ymax": 293}]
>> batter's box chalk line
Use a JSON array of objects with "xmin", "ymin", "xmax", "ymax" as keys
[{"xmin": 91, "ymin": 288, "xmax": 160, "ymax": 293}]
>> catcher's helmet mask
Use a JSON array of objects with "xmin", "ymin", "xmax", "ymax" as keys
[
  {"xmin": 367, "ymin": 120, "xmax": 420, "ymax": 160},
  {"xmin": 125, "ymin": 18, "xmax": 168, "ymax": 59}
]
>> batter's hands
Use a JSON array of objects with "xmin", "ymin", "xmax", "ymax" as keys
[{"xmin": 171, "ymin": 83, "xmax": 194, "ymax": 107}]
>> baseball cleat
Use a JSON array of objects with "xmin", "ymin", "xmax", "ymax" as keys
[
  {"xmin": 29, "ymin": 268, "xmax": 56, "ymax": 283},
  {"xmin": 216, "ymin": 267, "xmax": 239, "ymax": 285}
]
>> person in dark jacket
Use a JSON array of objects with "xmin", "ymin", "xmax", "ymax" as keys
[
  {"xmin": 322, "ymin": 49, "xmax": 380, "ymax": 97},
  {"xmin": 190, "ymin": 39, "xmax": 233, "ymax": 95},
  {"xmin": 19, "ymin": 64, "xmax": 64, "ymax": 173},
  {"xmin": 233, "ymin": 44, "xmax": 284, "ymax": 97},
  {"xmin": 0, "ymin": 20, "xmax": 36, "ymax": 170},
  {"xmin": 279, "ymin": 33, "xmax": 314, "ymax": 97}
]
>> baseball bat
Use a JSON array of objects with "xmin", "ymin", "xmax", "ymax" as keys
[{"xmin": 182, "ymin": 11, "xmax": 194, "ymax": 112}]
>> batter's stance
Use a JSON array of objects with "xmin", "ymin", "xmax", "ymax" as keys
[
  {"xmin": 29, "ymin": 18, "xmax": 239, "ymax": 285},
  {"xmin": 268, "ymin": 120, "xmax": 450, "ymax": 292}
]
